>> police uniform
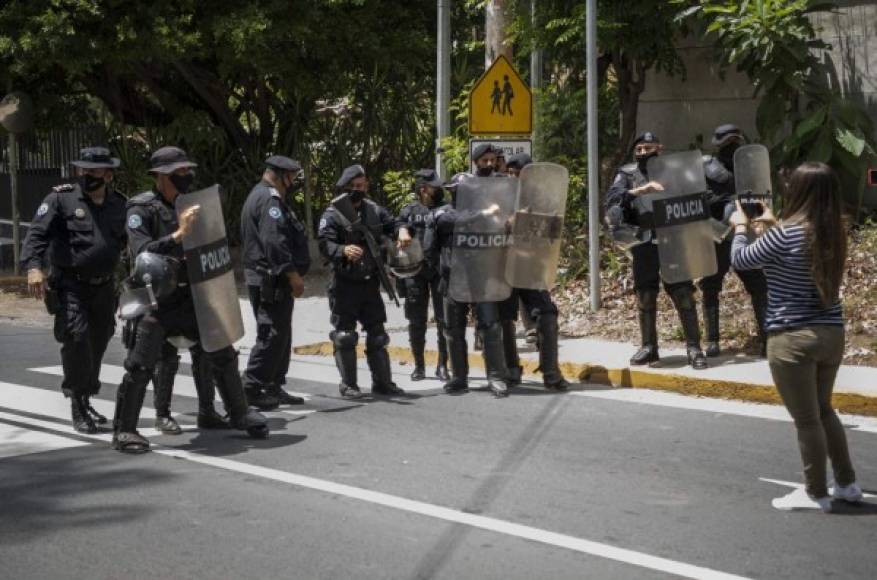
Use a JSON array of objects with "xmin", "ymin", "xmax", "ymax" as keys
[
  {"xmin": 494, "ymin": 155, "xmax": 570, "ymax": 390},
  {"xmin": 318, "ymin": 164, "xmax": 407, "ymax": 399},
  {"xmin": 20, "ymin": 147, "xmax": 127, "ymax": 433},
  {"xmin": 699, "ymin": 125, "xmax": 768, "ymax": 356},
  {"xmin": 241, "ymin": 156, "xmax": 311, "ymax": 407},
  {"xmin": 113, "ymin": 146, "xmax": 267, "ymax": 453},
  {"xmin": 395, "ymin": 169, "xmax": 449, "ymax": 381},
  {"xmin": 604, "ymin": 132, "xmax": 707, "ymax": 368},
  {"xmin": 431, "ymin": 172, "xmax": 509, "ymax": 397}
]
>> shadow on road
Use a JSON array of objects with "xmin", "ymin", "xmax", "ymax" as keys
[{"xmin": 0, "ymin": 448, "xmax": 174, "ymax": 543}]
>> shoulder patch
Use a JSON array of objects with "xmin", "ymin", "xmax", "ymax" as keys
[
  {"xmin": 36, "ymin": 203, "xmax": 49, "ymax": 217},
  {"xmin": 319, "ymin": 218, "xmax": 328, "ymax": 230},
  {"xmin": 74, "ymin": 208, "xmax": 86, "ymax": 219},
  {"xmin": 268, "ymin": 206, "xmax": 282, "ymax": 219},
  {"xmin": 128, "ymin": 214, "xmax": 143, "ymax": 229},
  {"xmin": 52, "ymin": 183, "xmax": 75, "ymax": 193},
  {"xmin": 620, "ymin": 163, "xmax": 638, "ymax": 175}
]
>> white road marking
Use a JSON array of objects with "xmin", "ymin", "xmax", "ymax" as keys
[
  {"xmin": 572, "ymin": 388, "xmax": 877, "ymax": 434},
  {"xmin": 0, "ymin": 402, "xmax": 750, "ymax": 580},
  {"xmin": 0, "ymin": 422, "xmax": 87, "ymax": 459},
  {"xmin": 759, "ymin": 477, "xmax": 875, "ymax": 499}
]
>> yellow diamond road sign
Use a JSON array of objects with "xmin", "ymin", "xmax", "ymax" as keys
[{"xmin": 469, "ymin": 55, "xmax": 532, "ymax": 136}]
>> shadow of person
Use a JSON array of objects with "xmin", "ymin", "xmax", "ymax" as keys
[
  {"xmin": 172, "ymin": 416, "xmax": 308, "ymax": 457},
  {"xmin": 830, "ymin": 500, "xmax": 877, "ymax": 516}
]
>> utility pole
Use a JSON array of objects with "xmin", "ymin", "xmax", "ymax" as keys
[
  {"xmin": 436, "ymin": 0, "xmax": 451, "ymax": 178},
  {"xmin": 530, "ymin": 0, "xmax": 543, "ymax": 159},
  {"xmin": 587, "ymin": 0, "xmax": 600, "ymax": 311},
  {"xmin": 485, "ymin": 0, "xmax": 513, "ymax": 67},
  {"xmin": 8, "ymin": 128, "xmax": 19, "ymax": 275}
]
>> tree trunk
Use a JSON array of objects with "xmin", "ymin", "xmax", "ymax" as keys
[
  {"xmin": 602, "ymin": 54, "xmax": 647, "ymax": 189},
  {"xmin": 485, "ymin": 0, "xmax": 513, "ymax": 67}
]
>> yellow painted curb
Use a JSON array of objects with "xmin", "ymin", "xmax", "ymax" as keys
[{"xmin": 293, "ymin": 341, "xmax": 877, "ymax": 417}]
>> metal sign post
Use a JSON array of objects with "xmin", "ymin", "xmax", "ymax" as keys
[{"xmin": 586, "ymin": 0, "xmax": 600, "ymax": 311}]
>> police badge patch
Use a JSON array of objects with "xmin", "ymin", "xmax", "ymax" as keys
[
  {"xmin": 268, "ymin": 207, "xmax": 282, "ymax": 219},
  {"xmin": 36, "ymin": 203, "xmax": 49, "ymax": 217},
  {"xmin": 128, "ymin": 214, "xmax": 143, "ymax": 229},
  {"xmin": 74, "ymin": 208, "xmax": 86, "ymax": 218}
]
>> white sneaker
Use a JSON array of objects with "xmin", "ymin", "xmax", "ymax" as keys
[
  {"xmin": 832, "ymin": 483, "xmax": 864, "ymax": 503},
  {"xmin": 772, "ymin": 488, "xmax": 833, "ymax": 513}
]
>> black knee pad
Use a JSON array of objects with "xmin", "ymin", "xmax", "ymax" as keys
[
  {"xmin": 365, "ymin": 327, "xmax": 390, "ymax": 352},
  {"xmin": 636, "ymin": 289, "xmax": 659, "ymax": 311},
  {"xmin": 124, "ymin": 317, "xmax": 164, "ymax": 371},
  {"xmin": 668, "ymin": 286, "xmax": 696, "ymax": 311},
  {"xmin": 331, "ymin": 330, "xmax": 359, "ymax": 350}
]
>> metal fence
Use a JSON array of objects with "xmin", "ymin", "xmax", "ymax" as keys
[{"xmin": 1, "ymin": 126, "xmax": 106, "ymax": 177}]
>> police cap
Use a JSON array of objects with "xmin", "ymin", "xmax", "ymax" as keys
[
  {"xmin": 265, "ymin": 155, "xmax": 302, "ymax": 173},
  {"xmin": 148, "ymin": 146, "xmax": 198, "ymax": 174},
  {"xmin": 632, "ymin": 132, "xmax": 660, "ymax": 147},
  {"xmin": 71, "ymin": 146, "xmax": 120, "ymax": 169},
  {"xmin": 471, "ymin": 143, "xmax": 497, "ymax": 162},
  {"xmin": 336, "ymin": 164, "xmax": 366, "ymax": 190},
  {"xmin": 505, "ymin": 153, "xmax": 532, "ymax": 171},
  {"xmin": 414, "ymin": 169, "xmax": 444, "ymax": 190},
  {"xmin": 711, "ymin": 124, "xmax": 744, "ymax": 147}
]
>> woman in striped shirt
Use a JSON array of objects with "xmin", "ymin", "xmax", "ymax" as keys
[{"xmin": 730, "ymin": 161, "xmax": 861, "ymax": 513}]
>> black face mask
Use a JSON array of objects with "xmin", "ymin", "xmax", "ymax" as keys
[
  {"xmin": 430, "ymin": 188, "xmax": 445, "ymax": 206},
  {"xmin": 475, "ymin": 166, "xmax": 494, "ymax": 177},
  {"xmin": 169, "ymin": 172, "xmax": 195, "ymax": 195},
  {"xmin": 78, "ymin": 174, "xmax": 106, "ymax": 193},
  {"xmin": 718, "ymin": 143, "xmax": 740, "ymax": 169},
  {"xmin": 635, "ymin": 152, "xmax": 658, "ymax": 173},
  {"xmin": 348, "ymin": 189, "xmax": 366, "ymax": 203}
]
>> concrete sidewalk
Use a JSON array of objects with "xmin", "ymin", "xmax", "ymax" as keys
[{"xmin": 233, "ymin": 296, "xmax": 877, "ymax": 416}]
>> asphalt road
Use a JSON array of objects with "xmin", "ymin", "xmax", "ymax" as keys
[{"xmin": 1, "ymin": 322, "xmax": 876, "ymax": 580}]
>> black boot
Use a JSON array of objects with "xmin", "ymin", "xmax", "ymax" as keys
[
  {"xmin": 332, "ymin": 330, "xmax": 363, "ymax": 399},
  {"xmin": 152, "ymin": 353, "xmax": 182, "ymax": 435},
  {"xmin": 83, "ymin": 395, "xmax": 108, "ymax": 425},
  {"xmin": 71, "ymin": 394, "xmax": 98, "ymax": 434},
  {"xmin": 266, "ymin": 384, "xmax": 305, "ymax": 405},
  {"xmin": 435, "ymin": 322, "xmax": 450, "ymax": 381},
  {"xmin": 671, "ymin": 288, "xmax": 708, "ymax": 370},
  {"xmin": 443, "ymin": 326, "xmax": 469, "ymax": 394},
  {"xmin": 481, "ymin": 323, "xmax": 509, "ymax": 398},
  {"xmin": 501, "ymin": 320, "xmax": 522, "ymax": 385},
  {"xmin": 367, "ymin": 333, "xmax": 405, "ymax": 396},
  {"xmin": 631, "ymin": 290, "xmax": 660, "ymax": 366},
  {"xmin": 752, "ymin": 295, "xmax": 768, "ymax": 358},
  {"xmin": 211, "ymin": 350, "xmax": 269, "ymax": 439},
  {"xmin": 703, "ymin": 304, "xmax": 721, "ymax": 357},
  {"xmin": 537, "ymin": 313, "xmax": 570, "ymax": 391},
  {"xmin": 112, "ymin": 368, "xmax": 150, "ymax": 453},
  {"xmin": 409, "ymin": 325, "xmax": 426, "ymax": 381},
  {"xmin": 190, "ymin": 349, "xmax": 230, "ymax": 429}
]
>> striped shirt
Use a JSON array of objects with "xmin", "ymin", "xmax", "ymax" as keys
[{"xmin": 731, "ymin": 224, "xmax": 843, "ymax": 331}]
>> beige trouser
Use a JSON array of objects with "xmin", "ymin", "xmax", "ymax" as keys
[{"xmin": 767, "ymin": 325, "xmax": 855, "ymax": 498}]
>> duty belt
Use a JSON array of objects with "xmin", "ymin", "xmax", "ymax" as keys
[{"xmin": 62, "ymin": 270, "xmax": 114, "ymax": 286}]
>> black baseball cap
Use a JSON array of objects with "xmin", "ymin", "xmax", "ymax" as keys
[
  {"xmin": 472, "ymin": 143, "xmax": 498, "ymax": 162},
  {"xmin": 506, "ymin": 153, "xmax": 532, "ymax": 170},
  {"xmin": 414, "ymin": 169, "xmax": 443, "ymax": 189},
  {"xmin": 632, "ymin": 132, "xmax": 660, "ymax": 147}
]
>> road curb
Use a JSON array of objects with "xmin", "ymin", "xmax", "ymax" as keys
[{"xmin": 293, "ymin": 341, "xmax": 877, "ymax": 417}]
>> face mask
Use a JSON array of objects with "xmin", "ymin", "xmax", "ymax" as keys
[
  {"xmin": 635, "ymin": 152, "xmax": 658, "ymax": 172},
  {"xmin": 430, "ymin": 188, "xmax": 445, "ymax": 206},
  {"xmin": 476, "ymin": 166, "xmax": 493, "ymax": 177},
  {"xmin": 718, "ymin": 143, "xmax": 740, "ymax": 168},
  {"xmin": 169, "ymin": 172, "xmax": 195, "ymax": 194},
  {"xmin": 79, "ymin": 174, "xmax": 105, "ymax": 193},
  {"xmin": 348, "ymin": 189, "xmax": 366, "ymax": 203}
]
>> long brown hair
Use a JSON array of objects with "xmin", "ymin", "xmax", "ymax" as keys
[{"xmin": 781, "ymin": 162, "xmax": 847, "ymax": 307}]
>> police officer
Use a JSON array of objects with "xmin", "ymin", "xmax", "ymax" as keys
[
  {"xmin": 605, "ymin": 132, "xmax": 708, "ymax": 369},
  {"xmin": 506, "ymin": 154, "xmax": 539, "ymax": 346},
  {"xmin": 472, "ymin": 143, "xmax": 498, "ymax": 177},
  {"xmin": 318, "ymin": 164, "xmax": 413, "ymax": 399},
  {"xmin": 240, "ymin": 155, "xmax": 311, "ymax": 408},
  {"xmin": 497, "ymin": 153, "xmax": 570, "ymax": 390},
  {"xmin": 113, "ymin": 146, "xmax": 268, "ymax": 453},
  {"xmin": 396, "ymin": 169, "xmax": 450, "ymax": 381},
  {"xmin": 20, "ymin": 147, "xmax": 127, "ymax": 433},
  {"xmin": 432, "ymin": 173, "xmax": 510, "ymax": 397},
  {"xmin": 700, "ymin": 124, "xmax": 769, "ymax": 356}
]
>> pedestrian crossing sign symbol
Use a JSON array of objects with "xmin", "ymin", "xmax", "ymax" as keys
[{"xmin": 469, "ymin": 55, "xmax": 532, "ymax": 136}]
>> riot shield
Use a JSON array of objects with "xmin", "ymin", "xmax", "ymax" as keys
[
  {"xmin": 505, "ymin": 163, "xmax": 568, "ymax": 289},
  {"xmin": 176, "ymin": 185, "xmax": 245, "ymax": 352},
  {"xmin": 645, "ymin": 151, "xmax": 718, "ymax": 284},
  {"xmin": 448, "ymin": 176, "xmax": 516, "ymax": 303},
  {"xmin": 734, "ymin": 144, "xmax": 772, "ymax": 218}
]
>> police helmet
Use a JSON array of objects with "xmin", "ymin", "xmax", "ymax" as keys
[
  {"xmin": 131, "ymin": 252, "xmax": 180, "ymax": 300},
  {"xmin": 387, "ymin": 238, "xmax": 424, "ymax": 279}
]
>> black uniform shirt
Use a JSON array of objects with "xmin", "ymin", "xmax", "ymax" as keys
[
  {"xmin": 125, "ymin": 190, "xmax": 182, "ymax": 259},
  {"xmin": 703, "ymin": 156, "xmax": 736, "ymax": 222},
  {"xmin": 21, "ymin": 183, "xmax": 128, "ymax": 277},
  {"xmin": 240, "ymin": 180, "xmax": 311, "ymax": 286},
  {"xmin": 318, "ymin": 198, "xmax": 398, "ymax": 280}
]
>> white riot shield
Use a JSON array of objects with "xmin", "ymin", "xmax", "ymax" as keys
[
  {"xmin": 176, "ymin": 185, "xmax": 245, "ymax": 352},
  {"xmin": 506, "ymin": 163, "xmax": 568, "ymax": 289},
  {"xmin": 449, "ymin": 177, "xmax": 516, "ymax": 303},
  {"xmin": 646, "ymin": 151, "xmax": 718, "ymax": 284},
  {"xmin": 734, "ymin": 144, "xmax": 773, "ymax": 217}
]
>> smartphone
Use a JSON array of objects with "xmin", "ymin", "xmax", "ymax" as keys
[{"xmin": 868, "ymin": 168, "xmax": 877, "ymax": 187}]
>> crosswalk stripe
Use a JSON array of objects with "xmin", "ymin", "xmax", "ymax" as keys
[{"xmin": 0, "ymin": 421, "xmax": 88, "ymax": 459}]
